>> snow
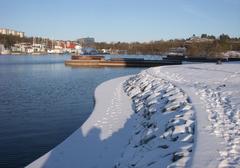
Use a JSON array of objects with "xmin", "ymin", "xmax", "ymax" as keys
[
  {"xmin": 147, "ymin": 62, "xmax": 240, "ymax": 167},
  {"xmin": 28, "ymin": 62, "xmax": 240, "ymax": 168},
  {"xmin": 27, "ymin": 76, "xmax": 135, "ymax": 168},
  {"xmin": 116, "ymin": 72, "xmax": 195, "ymax": 168}
]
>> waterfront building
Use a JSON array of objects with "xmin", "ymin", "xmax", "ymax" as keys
[
  {"xmin": 73, "ymin": 44, "xmax": 97, "ymax": 55},
  {"xmin": 165, "ymin": 47, "xmax": 187, "ymax": 60},
  {"xmin": 26, "ymin": 47, "xmax": 34, "ymax": 54},
  {"xmin": 32, "ymin": 44, "xmax": 46, "ymax": 53},
  {"xmin": 66, "ymin": 42, "xmax": 76, "ymax": 53},
  {"xmin": 0, "ymin": 28, "xmax": 24, "ymax": 38},
  {"xmin": 47, "ymin": 45, "xmax": 64, "ymax": 54},
  {"xmin": 77, "ymin": 37, "xmax": 95, "ymax": 48},
  {"xmin": 11, "ymin": 43, "xmax": 46, "ymax": 54},
  {"xmin": 168, "ymin": 47, "xmax": 186, "ymax": 56},
  {"xmin": 11, "ymin": 43, "xmax": 31, "ymax": 53}
]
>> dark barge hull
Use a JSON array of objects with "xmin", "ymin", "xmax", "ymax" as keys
[{"xmin": 64, "ymin": 59, "xmax": 182, "ymax": 67}]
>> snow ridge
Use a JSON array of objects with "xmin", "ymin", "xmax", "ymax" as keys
[{"xmin": 114, "ymin": 71, "xmax": 195, "ymax": 168}]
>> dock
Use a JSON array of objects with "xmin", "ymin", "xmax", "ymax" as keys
[{"xmin": 65, "ymin": 55, "xmax": 182, "ymax": 67}]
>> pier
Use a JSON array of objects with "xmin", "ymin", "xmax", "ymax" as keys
[{"xmin": 65, "ymin": 56, "xmax": 182, "ymax": 67}]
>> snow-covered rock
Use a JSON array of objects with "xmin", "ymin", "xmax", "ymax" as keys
[{"xmin": 115, "ymin": 71, "xmax": 195, "ymax": 168}]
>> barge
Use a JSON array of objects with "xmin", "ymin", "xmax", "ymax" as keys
[{"xmin": 65, "ymin": 55, "xmax": 182, "ymax": 67}]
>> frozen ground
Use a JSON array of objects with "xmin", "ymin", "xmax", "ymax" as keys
[
  {"xmin": 28, "ymin": 62, "xmax": 240, "ymax": 168},
  {"xmin": 147, "ymin": 62, "xmax": 240, "ymax": 167},
  {"xmin": 27, "ymin": 76, "xmax": 135, "ymax": 168},
  {"xmin": 116, "ymin": 72, "xmax": 195, "ymax": 168}
]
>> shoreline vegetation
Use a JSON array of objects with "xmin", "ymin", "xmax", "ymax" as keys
[{"xmin": 1, "ymin": 34, "xmax": 240, "ymax": 59}]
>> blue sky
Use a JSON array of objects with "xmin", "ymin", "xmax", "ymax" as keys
[{"xmin": 0, "ymin": 0, "xmax": 240, "ymax": 42}]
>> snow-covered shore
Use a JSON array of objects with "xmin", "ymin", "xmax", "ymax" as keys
[
  {"xmin": 117, "ymin": 72, "xmax": 195, "ymax": 167},
  {"xmin": 27, "ymin": 76, "xmax": 135, "ymax": 168},
  {"xmin": 28, "ymin": 62, "xmax": 240, "ymax": 168},
  {"xmin": 146, "ymin": 63, "xmax": 240, "ymax": 167}
]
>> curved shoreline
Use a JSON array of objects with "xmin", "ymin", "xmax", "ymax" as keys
[
  {"xmin": 27, "ymin": 76, "xmax": 134, "ymax": 168},
  {"xmin": 27, "ymin": 63, "xmax": 240, "ymax": 168},
  {"xmin": 28, "ymin": 72, "xmax": 196, "ymax": 168}
]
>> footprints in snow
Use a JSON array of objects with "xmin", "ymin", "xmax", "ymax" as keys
[
  {"xmin": 195, "ymin": 83, "xmax": 240, "ymax": 167},
  {"xmin": 94, "ymin": 85, "xmax": 123, "ymax": 139}
]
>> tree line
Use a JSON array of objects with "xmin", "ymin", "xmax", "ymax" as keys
[
  {"xmin": 0, "ymin": 34, "xmax": 54, "ymax": 49},
  {"xmin": 95, "ymin": 34, "xmax": 240, "ymax": 58},
  {"xmin": 1, "ymin": 33, "xmax": 240, "ymax": 58}
]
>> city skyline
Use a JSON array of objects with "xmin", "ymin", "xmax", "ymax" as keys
[{"xmin": 0, "ymin": 0, "xmax": 240, "ymax": 42}]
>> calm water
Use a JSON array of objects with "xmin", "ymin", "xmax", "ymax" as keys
[{"xmin": 0, "ymin": 54, "xmax": 146, "ymax": 168}]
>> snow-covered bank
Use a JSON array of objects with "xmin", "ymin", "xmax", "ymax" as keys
[
  {"xmin": 28, "ymin": 73, "xmax": 196, "ymax": 168},
  {"xmin": 147, "ymin": 62, "xmax": 240, "ymax": 167},
  {"xmin": 27, "ymin": 76, "xmax": 135, "ymax": 168},
  {"xmin": 115, "ymin": 73, "xmax": 195, "ymax": 167},
  {"xmin": 28, "ymin": 74, "xmax": 196, "ymax": 168},
  {"xmin": 28, "ymin": 62, "xmax": 240, "ymax": 168}
]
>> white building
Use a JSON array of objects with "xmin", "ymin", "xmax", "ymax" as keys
[
  {"xmin": 26, "ymin": 47, "xmax": 34, "ymax": 54},
  {"xmin": 47, "ymin": 45, "xmax": 64, "ymax": 54},
  {"xmin": 166, "ymin": 47, "xmax": 187, "ymax": 57},
  {"xmin": 0, "ymin": 28, "xmax": 24, "ymax": 38},
  {"xmin": 11, "ymin": 43, "xmax": 33, "ymax": 53},
  {"xmin": 75, "ymin": 37, "xmax": 98, "ymax": 55},
  {"xmin": 32, "ymin": 44, "xmax": 46, "ymax": 53}
]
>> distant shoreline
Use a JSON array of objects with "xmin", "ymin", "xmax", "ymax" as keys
[{"xmin": 0, "ymin": 53, "xmax": 68, "ymax": 56}]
